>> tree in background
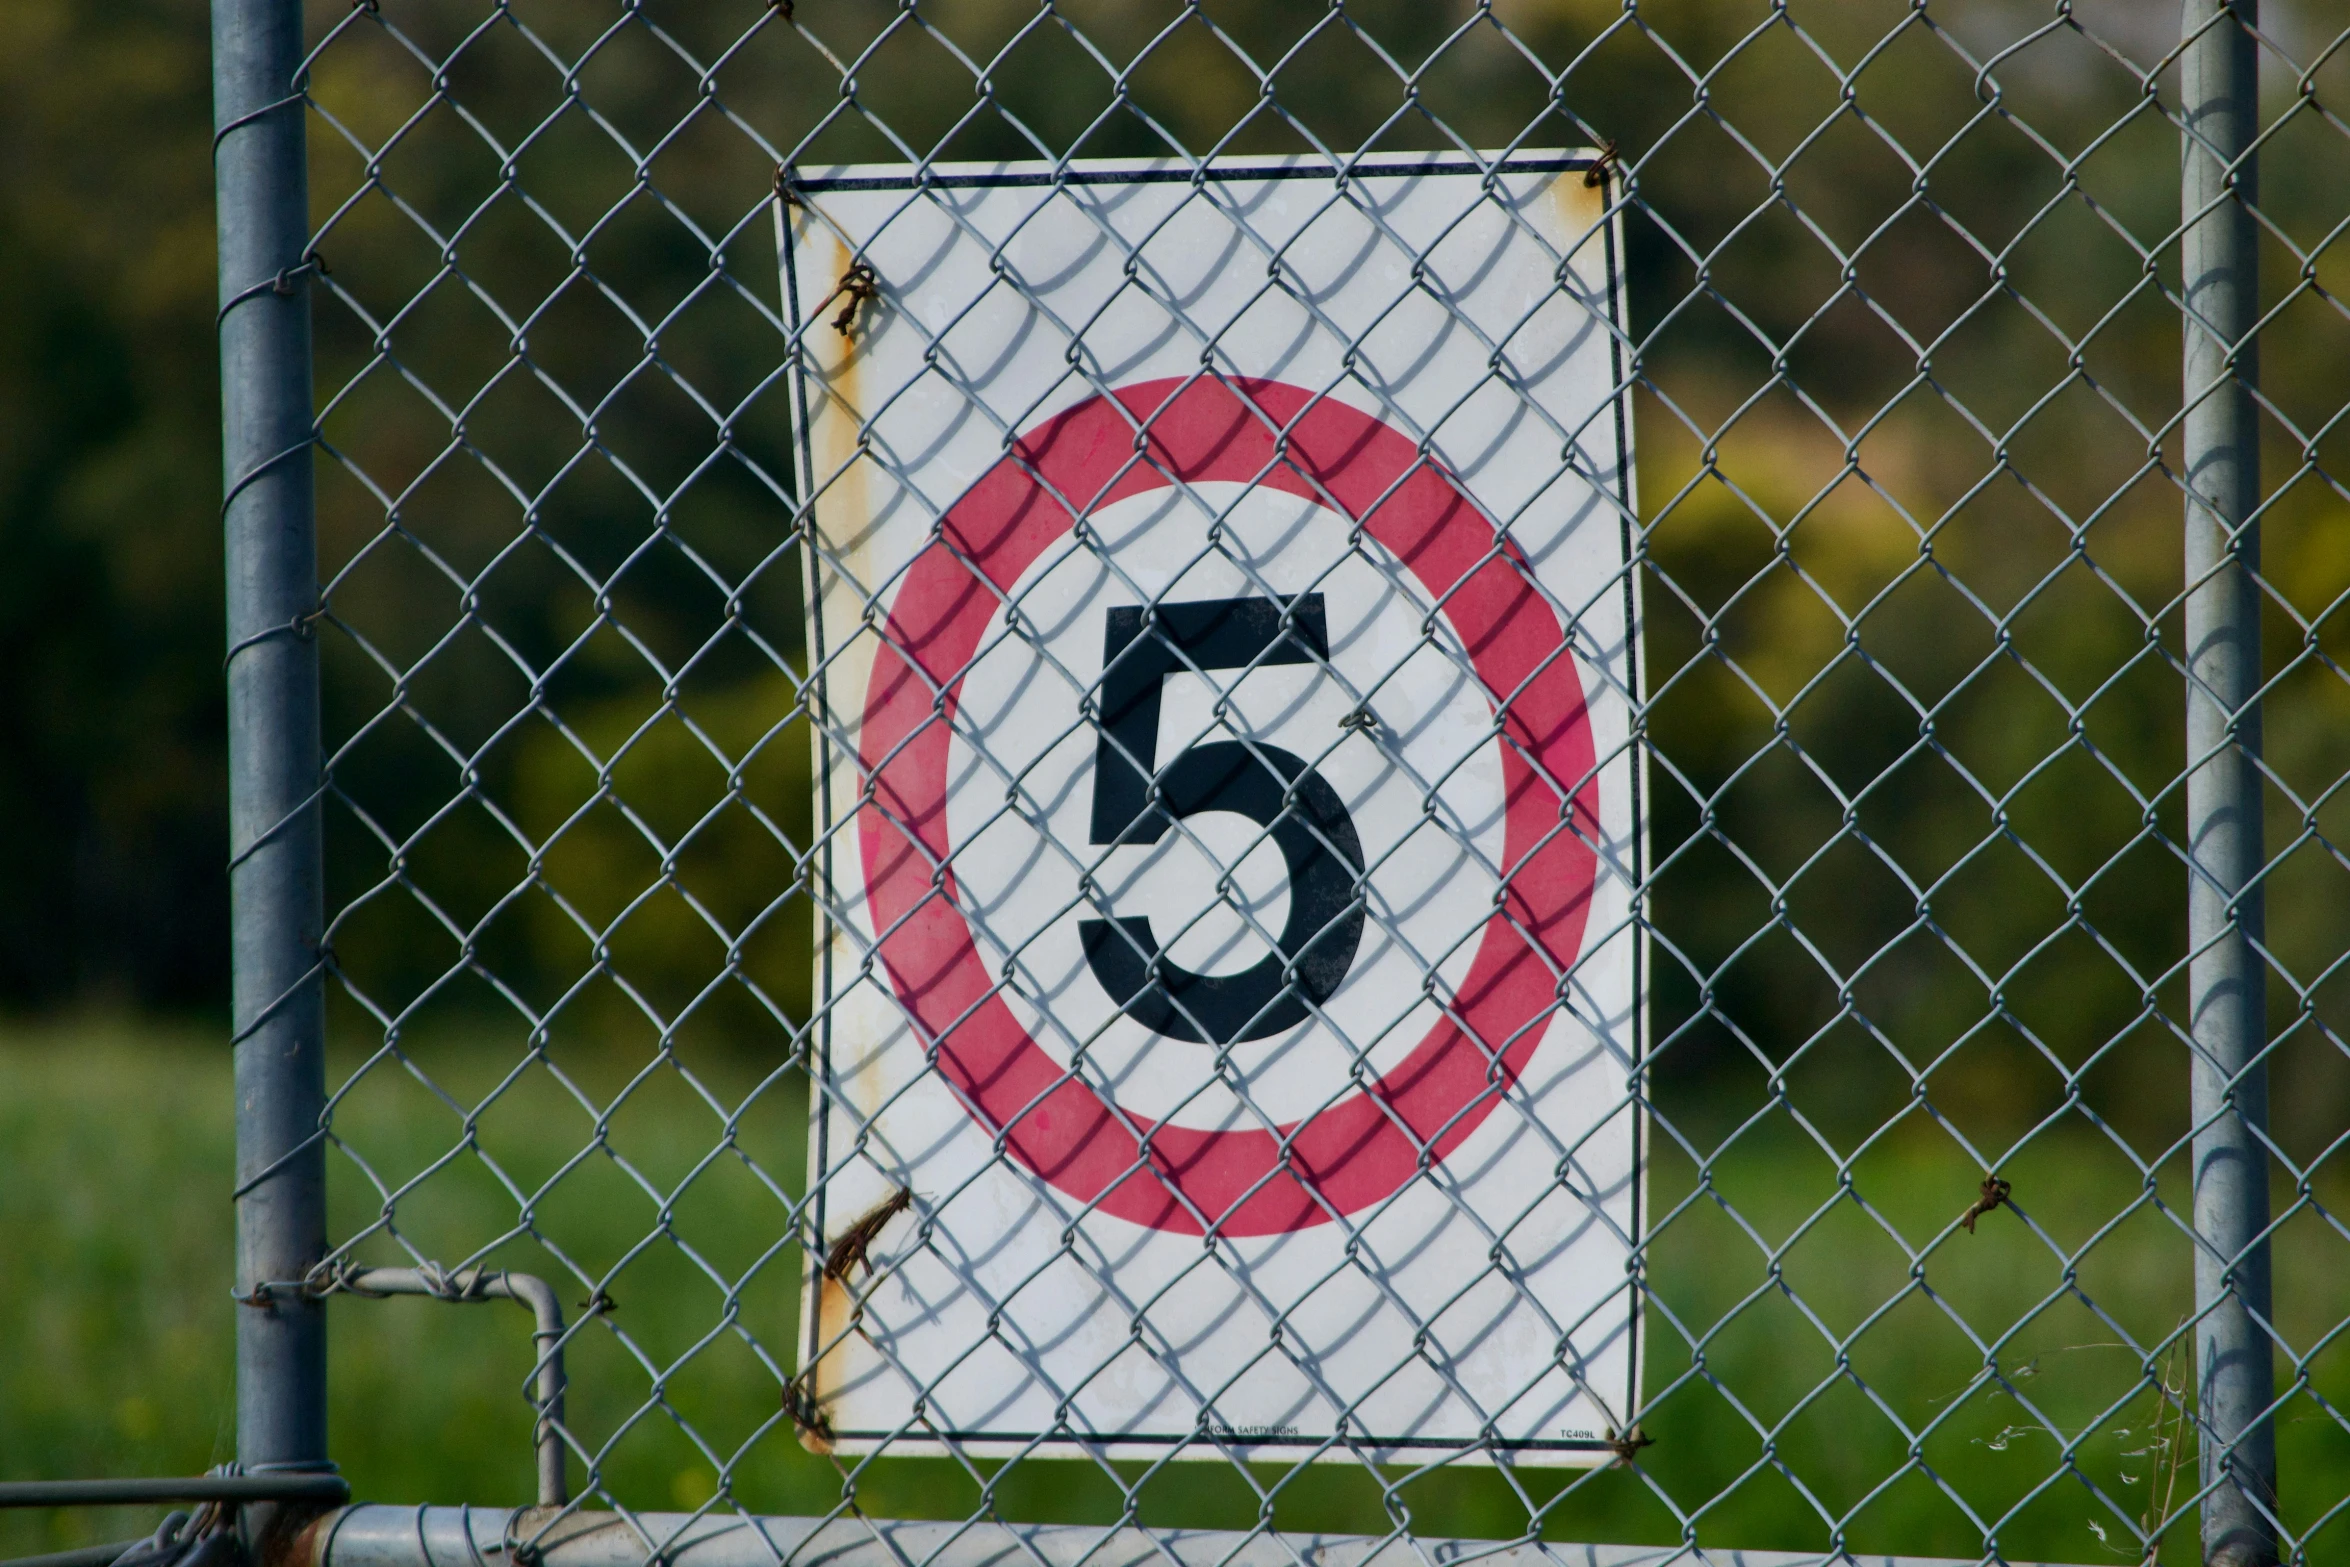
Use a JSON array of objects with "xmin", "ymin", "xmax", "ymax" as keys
[{"xmin": 0, "ymin": 0, "xmax": 224, "ymax": 1007}]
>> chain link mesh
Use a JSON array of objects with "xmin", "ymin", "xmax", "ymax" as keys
[{"xmin": 284, "ymin": 1, "xmax": 2350, "ymax": 1561}]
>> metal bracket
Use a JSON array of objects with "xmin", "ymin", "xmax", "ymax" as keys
[{"xmin": 323, "ymin": 1268, "xmax": 569, "ymax": 1507}]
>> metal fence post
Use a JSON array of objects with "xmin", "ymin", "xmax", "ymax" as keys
[
  {"xmin": 213, "ymin": 0, "xmax": 329, "ymax": 1506},
  {"xmin": 2181, "ymin": 3, "xmax": 2276, "ymax": 1564}
]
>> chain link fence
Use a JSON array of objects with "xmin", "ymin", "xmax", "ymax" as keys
[{"xmin": 207, "ymin": 1, "xmax": 2350, "ymax": 1563}]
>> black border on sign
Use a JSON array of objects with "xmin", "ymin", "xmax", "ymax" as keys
[
  {"xmin": 786, "ymin": 154, "xmax": 1601, "ymax": 195},
  {"xmin": 783, "ymin": 153, "xmax": 1642, "ymax": 1460}
]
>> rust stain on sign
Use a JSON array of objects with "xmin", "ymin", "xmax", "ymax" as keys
[
  {"xmin": 794, "ymin": 1265, "xmax": 854, "ymax": 1453},
  {"xmin": 804, "ymin": 220, "xmax": 878, "ymax": 1039},
  {"xmin": 1548, "ymin": 159, "xmax": 1607, "ymax": 257},
  {"xmin": 799, "ymin": 1185, "xmax": 915, "ymax": 1449},
  {"xmin": 811, "ymin": 229, "xmax": 873, "ymax": 590},
  {"xmin": 844, "ymin": 1027, "xmax": 891, "ymax": 1122}
]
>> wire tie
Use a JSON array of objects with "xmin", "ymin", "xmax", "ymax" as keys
[
  {"xmin": 782, "ymin": 1378, "xmax": 834, "ymax": 1444},
  {"xmin": 832, "ymin": 262, "xmax": 879, "ymax": 337},
  {"xmin": 1605, "ymin": 1424, "xmax": 1652, "ymax": 1465},
  {"xmin": 271, "ymin": 255, "xmax": 327, "ymax": 297},
  {"xmin": 1961, "ymin": 1174, "xmax": 2013, "ymax": 1234}
]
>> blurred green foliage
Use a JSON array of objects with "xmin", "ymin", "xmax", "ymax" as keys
[{"xmin": 0, "ymin": 1, "xmax": 225, "ymax": 1005}]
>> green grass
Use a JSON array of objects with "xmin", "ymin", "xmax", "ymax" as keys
[
  {"xmin": 0, "ymin": 1020, "xmax": 236, "ymax": 1558},
  {"xmin": 5, "ymin": 1020, "xmax": 2348, "ymax": 1565}
]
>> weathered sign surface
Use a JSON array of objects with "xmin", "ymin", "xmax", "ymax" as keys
[{"xmin": 781, "ymin": 153, "xmax": 1642, "ymax": 1463}]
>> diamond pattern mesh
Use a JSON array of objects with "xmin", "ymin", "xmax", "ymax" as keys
[{"xmin": 284, "ymin": 1, "xmax": 2350, "ymax": 1561}]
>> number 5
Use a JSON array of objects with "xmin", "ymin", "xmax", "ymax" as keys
[{"xmin": 1081, "ymin": 594, "xmax": 1367, "ymax": 1045}]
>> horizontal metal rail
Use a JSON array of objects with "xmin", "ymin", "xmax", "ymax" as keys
[
  {"xmin": 0, "ymin": 1541, "xmax": 151, "ymax": 1567},
  {"xmin": 308, "ymin": 1507, "xmax": 2096, "ymax": 1567},
  {"xmin": 0, "ymin": 1476, "xmax": 349, "ymax": 1509}
]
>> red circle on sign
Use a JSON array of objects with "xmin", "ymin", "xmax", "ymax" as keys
[{"xmin": 857, "ymin": 377, "xmax": 1599, "ymax": 1236}]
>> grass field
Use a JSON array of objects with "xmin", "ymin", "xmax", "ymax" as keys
[{"xmin": 5, "ymin": 1019, "xmax": 2347, "ymax": 1565}]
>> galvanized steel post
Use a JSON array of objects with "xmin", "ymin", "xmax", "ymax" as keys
[
  {"xmin": 213, "ymin": 0, "xmax": 329, "ymax": 1511},
  {"xmin": 2181, "ymin": 3, "xmax": 2277, "ymax": 1564}
]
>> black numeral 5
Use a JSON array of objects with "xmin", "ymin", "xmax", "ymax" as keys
[{"xmin": 1080, "ymin": 594, "xmax": 1366, "ymax": 1044}]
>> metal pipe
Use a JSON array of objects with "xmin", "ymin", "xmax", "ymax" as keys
[
  {"xmin": 336, "ymin": 1270, "xmax": 569, "ymax": 1506},
  {"xmin": 213, "ymin": 0, "xmax": 329, "ymax": 1531},
  {"xmin": 2181, "ymin": 4, "xmax": 2277, "ymax": 1566},
  {"xmin": 0, "ymin": 1542, "xmax": 151, "ymax": 1567},
  {"xmin": 0, "ymin": 1479, "xmax": 350, "ymax": 1510},
  {"xmin": 306, "ymin": 1507, "xmax": 2098, "ymax": 1567}
]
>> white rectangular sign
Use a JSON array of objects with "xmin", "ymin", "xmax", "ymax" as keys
[{"xmin": 781, "ymin": 153, "xmax": 1643, "ymax": 1465}]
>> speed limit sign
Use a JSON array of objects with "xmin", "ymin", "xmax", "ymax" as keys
[{"xmin": 782, "ymin": 153, "xmax": 1642, "ymax": 1463}]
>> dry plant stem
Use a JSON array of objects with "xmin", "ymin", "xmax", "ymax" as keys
[{"xmin": 2141, "ymin": 1321, "xmax": 2191, "ymax": 1565}]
